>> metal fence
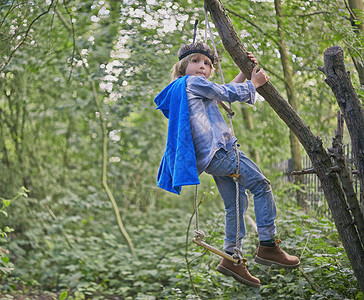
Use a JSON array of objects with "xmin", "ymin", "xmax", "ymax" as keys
[{"xmin": 274, "ymin": 144, "xmax": 361, "ymax": 212}]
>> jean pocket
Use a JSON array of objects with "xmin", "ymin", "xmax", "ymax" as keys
[
  {"xmin": 214, "ymin": 148, "xmax": 227, "ymax": 160},
  {"xmin": 205, "ymin": 148, "xmax": 229, "ymax": 175}
]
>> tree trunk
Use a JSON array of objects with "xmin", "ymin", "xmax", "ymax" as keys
[
  {"xmin": 330, "ymin": 111, "xmax": 364, "ymax": 247},
  {"xmin": 274, "ymin": 0, "xmax": 304, "ymax": 207},
  {"xmin": 204, "ymin": 0, "xmax": 364, "ymax": 290},
  {"xmin": 0, "ymin": 112, "xmax": 10, "ymax": 168},
  {"xmin": 322, "ymin": 45, "xmax": 364, "ymax": 220}
]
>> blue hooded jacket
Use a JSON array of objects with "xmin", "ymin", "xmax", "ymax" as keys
[{"xmin": 154, "ymin": 76, "xmax": 200, "ymax": 194}]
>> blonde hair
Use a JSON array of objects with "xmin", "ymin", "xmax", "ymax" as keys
[{"xmin": 171, "ymin": 42, "xmax": 215, "ymax": 81}]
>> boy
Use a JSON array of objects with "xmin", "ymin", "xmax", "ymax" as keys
[{"xmin": 154, "ymin": 42, "xmax": 300, "ymax": 288}]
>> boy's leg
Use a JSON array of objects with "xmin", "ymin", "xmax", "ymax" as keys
[
  {"xmin": 205, "ymin": 148, "xmax": 249, "ymax": 253},
  {"xmin": 234, "ymin": 150, "xmax": 300, "ymax": 268},
  {"xmin": 234, "ymin": 150, "xmax": 277, "ymax": 239},
  {"xmin": 212, "ymin": 175, "xmax": 248, "ymax": 254},
  {"xmin": 206, "ymin": 148, "xmax": 298, "ymax": 280},
  {"xmin": 205, "ymin": 148, "xmax": 260, "ymax": 287}
]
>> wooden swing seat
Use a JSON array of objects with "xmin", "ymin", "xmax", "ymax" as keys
[{"xmin": 192, "ymin": 237, "xmax": 242, "ymax": 264}]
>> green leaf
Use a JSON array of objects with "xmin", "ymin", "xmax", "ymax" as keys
[
  {"xmin": 59, "ymin": 291, "xmax": 68, "ymax": 300},
  {"xmin": 356, "ymin": 292, "xmax": 364, "ymax": 300},
  {"xmin": 2, "ymin": 200, "xmax": 10, "ymax": 207},
  {"xmin": 4, "ymin": 226, "xmax": 14, "ymax": 233},
  {"xmin": 1, "ymin": 256, "xmax": 9, "ymax": 264},
  {"xmin": 20, "ymin": 186, "xmax": 29, "ymax": 197}
]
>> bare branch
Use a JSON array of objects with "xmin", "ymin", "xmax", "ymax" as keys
[
  {"xmin": 259, "ymin": 62, "xmax": 285, "ymax": 83},
  {"xmin": 284, "ymin": 11, "xmax": 337, "ymax": 18},
  {"xmin": 225, "ymin": 8, "xmax": 287, "ymax": 84},
  {"xmin": 291, "ymin": 168, "xmax": 316, "ymax": 176},
  {"xmin": 343, "ymin": 0, "xmax": 357, "ymax": 21},
  {"xmin": 0, "ymin": 0, "xmax": 18, "ymax": 29},
  {"xmin": 225, "ymin": 7, "xmax": 280, "ymax": 47},
  {"xmin": 0, "ymin": 1, "xmax": 55, "ymax": 72}
]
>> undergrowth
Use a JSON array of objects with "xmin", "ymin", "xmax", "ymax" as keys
[{"xmin": 0, "ymin": 189, "xmax": 361, "ymax": 299}]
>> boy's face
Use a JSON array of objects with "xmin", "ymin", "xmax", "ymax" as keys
[{"xmin": 185, "ymin": 54, "xmax": 212, "ymax": 79}]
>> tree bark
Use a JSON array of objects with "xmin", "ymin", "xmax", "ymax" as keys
[
  {"xmin": 0, "ymin": 111, "xmax": 10, "ymax": 168},
  {"xmin": 274, "ymin": 0, "xmax": 304, "ymax": 207},
  {"xmin": 204, "ymin": 0, "xmax": 364, "ymax": 290},
  {"xmin": 330, "ymin": 111, "xmax": 364, "ymax": 247},
  {"xmin": 322, "ymin": 45, "xmax": 364, "ymax": 218}
]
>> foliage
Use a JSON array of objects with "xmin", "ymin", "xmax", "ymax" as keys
[
  {"xmin": 225, "ymin": 0, "xmax": 363, "ymax": 153},
  {"xmin": 0, "ymin": 190, "xmax": 360, "ymax": 299},
  {"xmin": 0, "ymin": 187, "xmax": 28, "ymax": 277}
]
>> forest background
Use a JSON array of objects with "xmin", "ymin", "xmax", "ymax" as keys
[{"xmin": 0, "ymin": 0, "xmax": 363, "ymax": 299}]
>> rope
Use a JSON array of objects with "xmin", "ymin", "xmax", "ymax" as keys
[
  {"xmin": 194, "ymin": 184, "xmax": 199, "ymax": 231},
  {"xmin": 204, "ymin": 7, "xmax": 225, "ymax": 85},
  {"xmin": 232, "ymin": 176, "xmax": 242, "ymax": 260},
  {"xmin": 192, "ymin": 7, "xmax": 242, "ymax": 262},
  {"xmin": 194, "ymin": 184, "xmax": 205, "ymax": 240}
]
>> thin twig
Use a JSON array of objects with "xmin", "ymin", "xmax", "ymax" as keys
[
  {"xmin": 0, "ymin": 1, "xmax": 55, "ymax": 72},
  {"xmin": 298, "ymin": 266, "xmax": 320, "ymax": 292},
  {"xmin": 155, "ymin": 245, "xmax": 186, "ymax": 266},
  {"xmin": 0, "ymin": 0, "xmax": 18, "ymax": 29},
  {"xmin": 251, "ymin": 215, "xmax": 320, "ymax": 291},
  {"xmin": 246, "ymin": 214, "xmax": 257, "ymax": 232},
  {"xmin": 284, "ymin": 11, "xmax": 333, "ymax": 18},
  {"xmin": 225, "ymin": 7, "xmax": 280, "ymax": 47},
  {"xmin": 185, "ymin": 193, "xmax": 205, "ymax": 296},
  {"xmin": 258, "ymin": 62, "xmax": 285, "ymax": 83},
  {"xmin": 45, "ymin": 204, "xmax": 74, "ymax": 249},
  {"xmin": 225, "ymin": 8, "xmax": 287, "ymax": 84},
  {"xmin": 343, "ymin": 0, "xmax": 357, "ymax": 21},
  {"xmin": 47, "ymin": 0, "xmax": 59, "ymax": 52},
  {"xmin": 291, "ymin": 168, "xmax": 316, "ymax": 176}
]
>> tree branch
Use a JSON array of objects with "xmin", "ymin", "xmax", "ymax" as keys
[
  {"xmin": 185, "ymin": 191, "xmax": 205, "ymax": 296},
  {"xmin": 225, "ymin": 7, "xmax": 287, "ymax": 84},
  {"xmin": 0, "ymin": 1, "xmax": 55, "ymax": 72},
  {"xmin": 284, "ymin": 11, "xmax": 337, "ymax": 18},
  {"xmin": 0, "ymin": 0, "xmax": 18, "ymax": 29},
  {"xmin": 225, "ymin": 7, "xmax": 280, "ymax": 47}
]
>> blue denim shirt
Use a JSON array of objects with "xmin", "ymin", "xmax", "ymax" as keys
[{"xmin": 186, "ymin": 76, "xmax": 256, "ymax": 174}]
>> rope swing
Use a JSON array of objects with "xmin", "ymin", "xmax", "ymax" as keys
[{"xmin": 192, "ymin": 6, "xmax": 243, "ymax": 265}]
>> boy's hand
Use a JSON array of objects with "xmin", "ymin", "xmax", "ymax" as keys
[
  {"xmin": 250, "ymin": 65, "xmax": 270, "ymax": 89},
  {"xmin": 247, "ymin": 52, "xmax": 258, "ymax": 65},
  {"xmin": 231, "ymin": 52, "xmax": 262, "ymax": 84}
]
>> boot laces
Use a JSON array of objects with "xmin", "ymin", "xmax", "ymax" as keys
[
  {"xmin": 275, "ymin": 239, "xmax": 285, "ymax": 254},
  {"xmin": 233, "ymin": 257, "xmax": 247, "ymax": 266}
]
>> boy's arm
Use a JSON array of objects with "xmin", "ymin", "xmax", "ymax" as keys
[
  {"xmin": 231, "ymin": 71, "xmax": 247, "ymax": 83},
  {"xmin": 187, "ymin": 76, "xmax": 256, "ymax": 104},
  {"xmin": 232, "ymin": 66, "xmax": 269, "ymax": 89},
  {"xmin": 230, "ymin": 52, "xmax": 258, "ymax": 83}
]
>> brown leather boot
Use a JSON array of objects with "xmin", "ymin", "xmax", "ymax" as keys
[
  {"xmin": 216, "ymin": 258, "xmax": 260, "ymax": 288},
  {"xmin": 254, "ymin": 239, "xmax": 300, "ymax": 268}
]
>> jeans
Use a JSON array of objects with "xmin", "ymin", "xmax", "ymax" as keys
[{"xmin": 204, "ymin": 147, "xmax": 277, "ymax": 253}]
